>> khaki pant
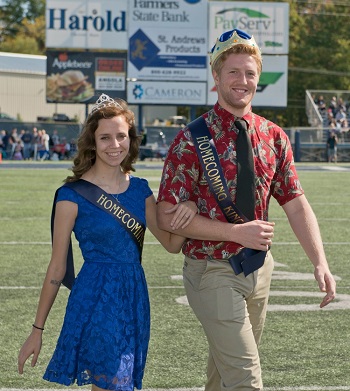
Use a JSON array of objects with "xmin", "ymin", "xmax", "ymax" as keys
[{"xmin": 183, "ymin": 252, "xmax": 274, "ymax": 391}]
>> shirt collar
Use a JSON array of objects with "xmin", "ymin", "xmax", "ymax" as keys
[{"xmin": 213, "ymin": 102, "xmax": 253, "ymax": 129}]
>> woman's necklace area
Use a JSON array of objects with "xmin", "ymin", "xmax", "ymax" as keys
[
  {"xmin": 111, "ymin": 173, "xmax": 123, "ymax": 201},
  {"xmin": 89, "ymin": 170, "xmax": 125, "ymax": 200}
]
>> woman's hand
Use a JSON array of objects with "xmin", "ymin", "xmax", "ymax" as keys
[
  {"xmin": 18, "ymin": 329, "xmax": 43, "ymax": 374},
  {"xmin": 164, "ymin": 201, "xmax": 197, "ymax": 230}
]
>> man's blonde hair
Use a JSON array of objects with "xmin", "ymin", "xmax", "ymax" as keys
[{"xmin": 212, "ymin": 45, "xmax": 262, "ymax": 76}]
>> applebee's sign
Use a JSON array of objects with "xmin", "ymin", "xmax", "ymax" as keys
[{"xmin": 46, "ymin": 0, "xmax": 128, "ymax": 50}]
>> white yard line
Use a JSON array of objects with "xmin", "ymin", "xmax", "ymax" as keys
[
  {"xmin": 1, "ymin": 241, "xmax": 349, "ymax": 246},
  {"xmin": 1, "ymin": 388, "xmax": 349, "ymax": 391}
]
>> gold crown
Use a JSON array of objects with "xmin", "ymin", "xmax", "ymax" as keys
[
  {"xmin": 90, "ymin": 93, "xmax": 123, "ymax": 115},
  {"xmin": 210, "ymin": 30, "xmax": 260, "ymax": 67}
]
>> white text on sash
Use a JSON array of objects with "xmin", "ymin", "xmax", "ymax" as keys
[
  {"xmin": 196, "ymin": 135, "xmax": 244, "ymax": 224},
  {"xmin": 96, "ymin": 194, "xmax": 145, "ymax": 245}
]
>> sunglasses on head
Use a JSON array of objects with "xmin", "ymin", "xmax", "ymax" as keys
[{"xmin": 211, "ymin": 29, "xmax": 253, "ymax": 53}]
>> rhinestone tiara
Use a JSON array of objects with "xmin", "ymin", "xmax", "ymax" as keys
[{"xmin": 90, "ymin": 93, "xmax": 123, "ymax": 114}]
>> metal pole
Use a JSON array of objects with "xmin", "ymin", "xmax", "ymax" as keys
[
  {"xmin": 190, "ymin": 105, "xmax": 197, "ymax": 121},
  {"xmin": 138, "ymin": 104, "xmax": 143, "ymax": 132}
]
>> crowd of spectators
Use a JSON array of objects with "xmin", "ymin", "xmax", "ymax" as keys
[
  {"xmin": 314, "ymin": 94, "xmax": 350, "ymax": 134},
  {"xmin": 0, "ymin": 127, "xmax": 76, "ymax": 161},
  {"xmin": 313, "ymin": 94, "xmax": 350, "ymax": 162}
]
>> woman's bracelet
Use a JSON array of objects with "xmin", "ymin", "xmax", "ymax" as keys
[{"xmin": 32, "ymin": 324, "xmax": 44, "ymax": 331}]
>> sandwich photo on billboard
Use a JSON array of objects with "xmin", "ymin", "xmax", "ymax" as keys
[{"xmin": 46, "ymin": 70, "xmax": 94, "ymax": 103}]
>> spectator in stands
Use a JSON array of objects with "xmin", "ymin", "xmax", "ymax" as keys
[
  {"xmin": 327, "ymin": 131, "xmax": 338, "ymax": 163},
  {"xmin": 140, "ymin": 129, "xmax": 147, "ymax": 146},
  {"xmin": 13, "ymin": 140, "xmax": 23, "ymax": 160},
  {"xmin": 325, "ymin": 110, "xmax": 334, "ymax": 127},
  {"xmin": 52, "ymin": 137, "xmax": 70, "ymax": 160},
  {"xmin": 57, "ymin": 137, "xmax": 71, "ymax": 159},
  {"xmin": 51, "ymin": 129, "xmax": 60, "ymax": 146},
  {"xmin": 21, "ymin": 129, "xmax": 33, "ymax": 160},
  {"xmin": 36, "ymin": 130, "xmax": 50, "ymax": 161},
  {"xmin": 328, "ymin": 96, "xmax": 337, "ymax": 117},
  {"xmin": 9, "ymin": 127, "xmax": 19, "ymax": 159},
  {"xmin": 62, "ymin": 137, "xmax": 71, "ymax": 159},
  {"xmin": 69, "ymin": 138, "xmax": 77, "ymax": 157},
  {"xmin": 41, "ymin": 129, "xmax": 50, "ymax": 151},
  {"xmin": 0, "ymin": 130, "xmax": 8, "ymax": 157},
  {"xmin": 315, "ymin": 95, "xmax": 326, "ymax": 114},
  {"xmin": 10, "ymin": 127, "xmax": 19, "ymax": 142},
  {"xmin": 336, "ymin": 97, "xmax": 346, "ymax": 113},
  {"xmin": 0, "ymin": 130, "xmax": 4, "ymax": 157},
  {"xmin": 31, "ymin": 127, "xmax": 39, "ymax": 160},
  {"xmin": 335, "ymin": 108, "xmax": 348, "ymax": 129},
  {"xmin": 0, "ymin": 130, "xmax": 5, "ymax": 143}
]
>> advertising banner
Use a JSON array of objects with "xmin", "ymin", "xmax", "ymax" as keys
[
  {"xmin": 207, "ymin": 55, "xmax": 288, "ymax": 108},
  {"xmin": 127, "ymin": 81, "xmax": 207, "ymax": 105},
  {"xmin": 46, "ymin": 51, "xmax": 127, "ymax": 104},
  {"xmin": 46, "ymin": 0, "xmax": 128, "ymax": 50},
  {"xmin": 128, "ymin": 0, "xmax": 208, "ymax": 81},
  {"xmin": 209, "ymin": 1, "xmax": 289, "ymax": 55}
]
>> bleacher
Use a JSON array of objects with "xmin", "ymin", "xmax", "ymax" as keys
[{"xmin": 298, "ymin": 89, "xmax": 350, "ymax": 162}]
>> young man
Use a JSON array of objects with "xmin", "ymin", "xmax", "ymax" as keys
[{"xmin": 156, "ymin": 29, "xmax": 336, "ymax": 390}]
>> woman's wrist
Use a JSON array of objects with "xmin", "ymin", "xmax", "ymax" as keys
[{"xmin": 32, "ymin": 324, "xmax": 44, "ymax": 331}]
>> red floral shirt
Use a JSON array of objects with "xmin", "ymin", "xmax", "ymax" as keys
[{"xmin": 157, "ymin": 103, "xmax": 304, "ymax": 260}]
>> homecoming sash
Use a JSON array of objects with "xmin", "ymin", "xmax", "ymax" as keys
[
  {"xmin": 51, "ymin": 179, "xmax": 146, "ymax": 290},
  {"xmin": 188, "ymin": 116, "xmax": 267, "ymax": 277}
]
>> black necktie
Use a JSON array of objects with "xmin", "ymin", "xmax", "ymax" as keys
[{"xmin": 234, "ymin": 120, "xmax": 255, "ymax": 221}]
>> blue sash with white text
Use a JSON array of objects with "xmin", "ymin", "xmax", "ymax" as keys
[
  {"xmin": 188, "ymin": 116, "xmax": 267, "ymax": 277},
  {"xmin": 51, "ymin": 179, "xmax": 146, "ymax": 289}
]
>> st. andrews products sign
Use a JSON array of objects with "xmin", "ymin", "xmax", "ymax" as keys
[{"xmin": 46, "ymin": 0, "xmax": 128, "ymax": 50}]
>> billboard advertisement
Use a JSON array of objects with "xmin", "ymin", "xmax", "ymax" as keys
[
  {"xmin": 209, "ymin": 1, "xmax": 289, "ymax": 55},
  {"xmin": 127, "ymin": 81, "xmax": 207, "ymax": 105},
  {"xmin": 46, "ymin": 51, "xmax": 127, "ymax": 104},
  {"xmin": 46, "ymin": 0, "xmax": 128, "ymax": 50},
  {"xmin": 207, "ymin": 55, "xmax": 288, "ymax": 108},
  {"xmin": 127, "ymin": 0, "xmax": 208, "ymax": 81}
]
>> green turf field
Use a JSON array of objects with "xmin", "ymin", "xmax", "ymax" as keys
[{"xmin": 0, "ymin": 162, "xmax": 349, "ymax": 390}]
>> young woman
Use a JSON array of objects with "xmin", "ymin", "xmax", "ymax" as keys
[{"xmin": 18, "ymin": 94, "xmax": 196, "ymax": 391}]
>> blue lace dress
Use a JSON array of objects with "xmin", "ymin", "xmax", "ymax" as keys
[{"xmin": 43, "ymin": 176, "xmax": 152, "ymax": 390}]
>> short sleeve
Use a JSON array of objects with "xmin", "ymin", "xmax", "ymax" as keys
[
  {"xmin": 56, "ymin": 185, "xmax": 79, "ymax": 204},
  {"xmin": 157, "ymin": 128, "xmax": 197, "ymax": 205},
  {"xmin": 270, "ymin": 132, "xmax": 304, "ymax": 206},
  {"xmin": 134, "ymin": 177, "xmax": 153, "ymax": 199}
]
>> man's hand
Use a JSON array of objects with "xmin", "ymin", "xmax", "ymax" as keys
[
  {"xmin": 232, "ymin": 220, "xmax": 275, "ymax": 251},
  {"xmin": 314, "ymin": 265, "xmax": 336, "ymax": 308}
]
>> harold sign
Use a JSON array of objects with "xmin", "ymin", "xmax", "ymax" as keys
[{"xmin": 46, "ymin": 0, "xmax": 128, "ymax": 50}]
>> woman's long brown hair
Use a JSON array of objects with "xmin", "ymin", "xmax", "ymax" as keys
[{"xmin": 65, "ymin": 99, "xmax": 140, "ymax": 183}]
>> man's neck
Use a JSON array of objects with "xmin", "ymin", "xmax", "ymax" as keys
[{"xmin": 217, "ymin": 101, "xmax": 250, "ymax": 118}]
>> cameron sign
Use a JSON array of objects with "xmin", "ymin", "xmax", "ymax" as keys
[
  {"xmin": 127, "ymin": 81, "xmax": 207, "ymax": 105},
  {"xmin": 46, "ymin": 0, "xmax": 128, "ymax": 50}
]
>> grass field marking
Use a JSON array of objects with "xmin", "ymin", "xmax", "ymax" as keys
[
  {"xmin": 176, "ymin": 291, "xmax": 350, "ymax": 311},
  {"xmin": 173, "ymin": 263, "xmax": 347, "ymax": 311},
  {"xmin": 1, "ymin": 241, "xmax": 350, "ymax": 246},
  {"xmin": 271, "ymin": 270, "xmax": 342, "ymax": 281},
  {"xmin": 267, "ymin": 291, "xmax": 350, "ymax": 311},
  {"xmin": 2, "ymin": 386, "xmax": 350, "ymax": 390},
  {"xmin": 171, "ymin": 270, "xmax": 342, "ymax": 282},
  {"xmin": 317, "ymin": 165, "xmax": 350, "ymax": 171}
]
